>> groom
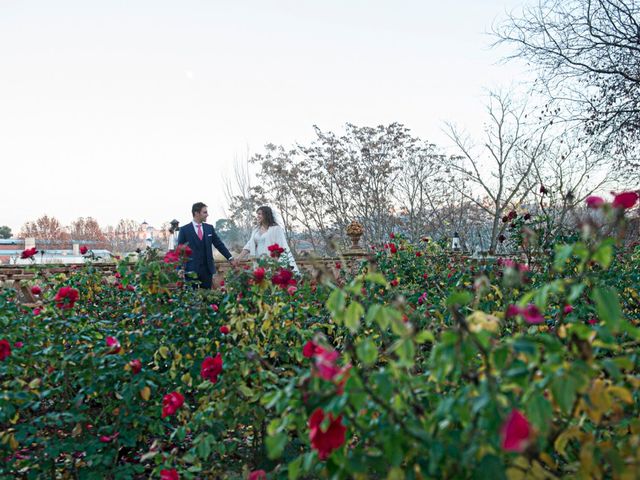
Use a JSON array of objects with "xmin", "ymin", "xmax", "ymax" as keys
[{"xmin": 177, "ymin": 202, "xmax": 234, "ymax": 289}]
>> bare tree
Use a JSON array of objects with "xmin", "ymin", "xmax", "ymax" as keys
[
  {"xmin": 223, "ymin": 149, "xmax": 263, "ymax": 241},
  {"xmin": 107, "ymin": 219, "xmax": 142, "ymax": 253},
  {"xmin": 68, "ymin": 217, "xmax": 108, "ymax": 249},
  {"xmin": 20, "ymin": 215, "xmax": 70, "ymax": 249},
  {"xmin": 444, "ymin": 91, "xmax": 550, "ymax": 252},
  {"xmin": 495, "ymin": 0, "xmax": 640, "ymax": 178}
]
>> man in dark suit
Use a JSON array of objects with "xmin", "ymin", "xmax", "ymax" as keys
[{"xmin": 177, "ymin": 202, "xmax": 234, "ymax": 289}]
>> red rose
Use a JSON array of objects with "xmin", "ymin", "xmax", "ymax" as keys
[
  {"xmin": 160, "ymin": 468, "xmax": 180, "ymax": 480},
  {"xmin": 500, "ymin": 409, "xmax": 532, "ymax": 452},
  {"xmin": 521, "ymin": 304, "xmax": 544, "ymax": 324},
  {"xmin": 314, "ymin": 347, "xmax": 341, "ymax": 381},
  {"xmin": 253, "ymin": 267, "xmax": 266, "ymax": 283},
  {"xmin": 308, "ymin": 408, "xmax": 346, "ymax": 460},
  {"xmin": 563, "ymin": 305, "xmax": 573, "ymax": 315},
  {"xmin": 506, "ymin": 304, "xmax": 521, "ymax": 318},
  {"xmin": 200, "ymin": 353, "xmax": 223, "ymax": 384},
  {"xmin": 105, "ymin": 336, "xmax": 121, "ymax": 354},
  {"xmin": 128, "ymin": 359, "xmax": 142, "ymax": 374},
  {"xmin": 586, "ymin": 195, "xmax": 604, "ymax": 209},
  {"xmin": 31, "ymin": 285, "xmax": 42, "ymax": 295},
  {"xmin": 415, "ymin": 251, "xmax": 422, "ymax": 257},
  {"xmin": 268, "ymin": 243, "xmax": 285, "ymax": 258},
  {"xmin": 302, "ymin": 340, "xmax": 319, "ymax": 358},
  {"xmin": 0, "ymin": 339, "xmax": 11, "ymax": 361},
  {"xmin": 389, "ymin": 243, "xmax": 397, "ymax": 254},
  {"xmin": 612, "ymin": 191, "xmax": 639, "ymax": 209},
  {"xmin": 163, "ymin": 250, "xmax": 180, "ymax": 264},
  {"xmin": 210, "ymin": 304, "xmax": 219, "ymax": 312},
  {"xmin": 54, "ymin": 286, "xmax": 79, "ymax": 309},
  {"xmin": 14, "ymin": 341, "xmax": 23, "ymax": 348},
  {"xmin": 389, "ymin": 279, "xmax": 399, "ymax": 287},
  {"xmin": 79, "ymin": 245, "xmax": 88, "ymax": 255},
  {"xmin": 161, "ymin": 392, "xmax": 185, "ymax": 418},
  {"xmin": 99, "ymin": 432, "xmax": 120, "ymax": 443},
  {"xmin": 20, "ymin": 247, "xmax": 38, "ymax": 259},
  {"xmin": 248, "ymin": 470, "xmax": 266, "ymax": 480},
  {"xmin": 219, "ymin": 325, "xmax": 230, "ymax": 334},
  {"xmin": 32, "ymin": 308, "xmax": 41, "ymax": 316},
  {"xmin": 176, "ymin": 244, "xmax": 192, "ymax": 257},
  {"xmin": 271, "ymin": 268, "xmax": 294, "ymax": 288}
]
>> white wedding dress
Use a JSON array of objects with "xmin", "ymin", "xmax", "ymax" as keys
[{"xmin": 243, "ymin": 225, "xmax": 298, "ymax": 272}]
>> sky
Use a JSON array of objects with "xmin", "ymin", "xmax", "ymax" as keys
[{"xmin": 0, "ymin": 0, "xmax": 530, "ymax": 234}]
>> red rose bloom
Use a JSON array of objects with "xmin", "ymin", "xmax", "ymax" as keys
[
  {"xmin": 308, "ymin": 408, "xmax": 346, "ymax": 460},
  {"xmin": 79, "ymin": 245, "xmax": 88, "ymax": 255},
  {"xmin": 162, "ymin": 392, "xmax": 185, "ymax": 418},
  {"xmin": 200, "ymin": 353, "xmax": 223, "ymax": 384},
  {"xmin": 271, "ymin": 268, "xmax": 295, "ymax": 288},
  {"xmin": 253, "ymin": 267, "xmax": 266, "ymax": 283},
  {"xmin": 99, "ymin": 432, "xmax": 119, "ymax": 443},
  {"xmin": 612, "ymin": 191, "xmax": 639, "ymax": 209},
  {"xmin": 31, "ymin": 285, "xmax": 42, "ymax": 295},
  {"xmin": 521, "ymin": 304, "xmax": 544, "ymax": 324},
  {"xmin": 501, "ymin": 409, "xmax": 532, "ymax": 452},
  {"xmin": 105, "ymin": 336, "xmax": 121, "ymax": 354},
  {"xmin": 302, "ymin": 340, "xmax": 319, "ymax": 358},
  {"xmin": 219, "ymin": 325, "xmax": 230, "ymax": 334},
  {"xmin": 54, "ymin": 286, "xmax": 79, "ymax": 309},
  {"xmin": 160, "ymin": 468, "xmax": 180, "ymax": 480},
  {"xmin": 390, "ymin": 279, "xmax": 399, "ymax": 287},
  {"xmin": 314, "ymin": 348, "xmax": 341, "ymax": 381},
  {"xmin": 248, "ymin": 470, "xmax": 267, "ymax": 480},
  {"xmin": 0, "ymin": 339, "xmax": 11, "ymax": 361},
  {"xmin": 563, "ymin": 305, "xmax": 574, "ymax": 315},
  {"xmin": 163, "ymin": 250, "xmax": 180, "ymax": 264},
  {"xmin": 128, "ymin": 359, "xmax": 142, "ymax": 374},
  {"xmin": 176, "ymin": 244, "xmax": 192, "ymax": 257},
  {"xmin": 586, "ymin": 195, "xmax": 604, "ymax": 209},
  {"xmin": 389, "ymin": 243, "xmax": 397, "ymax": 254},
  {"xmin": 506, "ymin": 304, "xmax": 521, "ymax": 318},
  {"xmin": 268, "ymin": 243, "xmax": 285, "ymax": 258},
  {"xmin": 20, "ymin": 247, "xmax": 38, "ymax": 259}
]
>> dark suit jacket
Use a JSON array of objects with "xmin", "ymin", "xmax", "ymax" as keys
[{"xmin": 177, "ymin": 222, "xmax": 232, "ymax": 275}]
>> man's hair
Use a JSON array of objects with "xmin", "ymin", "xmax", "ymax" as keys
[{"xmin": 192, "ymin": 202, "xmax": 207, "ymax": 216}]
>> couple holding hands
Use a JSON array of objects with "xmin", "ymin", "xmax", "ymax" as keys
[{"xmin": 176, "ymin": 202, "xmax": 297, "ymax": 289}]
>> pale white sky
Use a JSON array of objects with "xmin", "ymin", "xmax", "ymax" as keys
[{"xmin": 0, "ymin": 0, "xmax": 530, "ymax": 234}]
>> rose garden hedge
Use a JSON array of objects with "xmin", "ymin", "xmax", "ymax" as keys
[{"xmin": 1, "ymin": 195, "xmax": 640, "ymax": 479}]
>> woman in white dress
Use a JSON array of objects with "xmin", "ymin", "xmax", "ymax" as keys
[{"xmin": 238, "ymin": 206, "xmax": 298, "ymax": 272}]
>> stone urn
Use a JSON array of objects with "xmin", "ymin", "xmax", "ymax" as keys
[{"xmin": 346, "ymin": 221, "xmax": 364, "ymax": 249}]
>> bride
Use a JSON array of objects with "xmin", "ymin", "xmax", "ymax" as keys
[{"xmin": 237, "ymin": 205, "xmax": 298, "ymax": 272}]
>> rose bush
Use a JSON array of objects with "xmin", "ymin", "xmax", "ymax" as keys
[{"xmin": 0, "ymin": 199, "xmax": 639, "ymax": 478}]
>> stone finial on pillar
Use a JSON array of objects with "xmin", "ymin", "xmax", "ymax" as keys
[{"xmin": 346, "ymin": 221, "xmax": 364, "ymax": 250}]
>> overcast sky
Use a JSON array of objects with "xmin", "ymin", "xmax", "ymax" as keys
[{"xmin": 0, "ymin": 0, "xmax": 530, "ymax": 234}]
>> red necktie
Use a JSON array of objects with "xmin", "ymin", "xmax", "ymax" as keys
[{"xmin": 197, "ymin": 224, "xmax": 203, "ymax": 240}]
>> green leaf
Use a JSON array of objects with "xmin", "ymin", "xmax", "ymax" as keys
[
  {"xmin": 365, "ymin": 272, "xmax": 388, "ymax": 286},
  {"xmin": 473, "ymin": 455, "xmax": 506, "ymax": 480},
  {"xmin": 553, "ymin": 244, "xmax": 573, "ymax": 271},
  {"xmin": 326, "ymin": 289, "xmax": 346, "ymax": 314},
  {"xmin": 288, "ymin": 456, "xmax": 302, "ymax": 480},
  {"xmin": 526, "ymin": 392, "xmax": 552, "ymax": 435},
  {"xmin": 356, "ymin": 338, "xmax": 378, "ymax": 366},
  {"xmin": 551, "ymin": 374, "xmax": 578, "ymax": 414},
  {"xmin": 592, "ymin": 239, "xmax": 614, "ymax": 269},
  {"xmin": 266, "ymin": 432, "xmax": 288, "ymax": 460},
  {"xmin": 344, "ymin": 302, "xmax": 364, "ymax": 333},
  {"xmin": 446, "ymin": 290, "xmax": 473, "ymax": 308},
  {"xmin": 365, "ymin": 304, "xmax": 381, "ymax": 326},
  {"xmin": 394, "ymin": 339, "xmax": 415, "ymax": 367},
  {"xmin": 415, "ymin": 330, "xmax": 434, "ymax": 344},
  {"xmin": 592, "ymin": 287, "xmax": 623, "ymax": 331}
]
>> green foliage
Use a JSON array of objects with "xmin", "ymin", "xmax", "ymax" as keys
[{"xmin": 1, "ymin": 209, "xmax": 640, "ymax": 478}]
